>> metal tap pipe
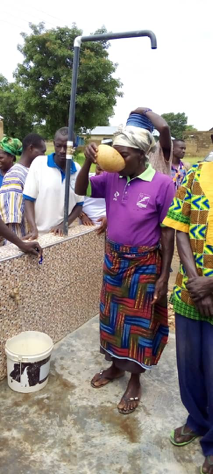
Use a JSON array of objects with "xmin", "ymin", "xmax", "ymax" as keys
[{"xmin": 63, "ymin": 30, "xmax": 157, "ymax": 235}]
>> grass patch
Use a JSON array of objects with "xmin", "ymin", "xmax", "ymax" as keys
[
  {"xmin": 184, "ymin": 156, "xmax": 201, "ymax": 164},
  {"xmin": 46, "ymin": 143, "xmax": 54, "ymax": 155}
]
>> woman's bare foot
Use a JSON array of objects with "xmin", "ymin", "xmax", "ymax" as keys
[
  {"xmin": 91, "ymin": 363, "xmax": 125, "ymax": 388},
  {"xmin": 117, "ymin": 373, "xmax": 141, "ymax": 414},
  {"xmin": 201, "ymin": 456, "xmax": 213, "ymax": 474}
]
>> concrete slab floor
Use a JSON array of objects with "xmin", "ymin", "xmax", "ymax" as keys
[{"xmin": 0, "ymin": 316, "xmax": 204, "ymax": 474}]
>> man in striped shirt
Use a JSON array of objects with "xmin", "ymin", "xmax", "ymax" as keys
[{"xmin": 0, "ymin": 133, "xmax": 46, "ymax": 240}]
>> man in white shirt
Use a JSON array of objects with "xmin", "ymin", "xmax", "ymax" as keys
[{"xmin": 23, "ymin": 127, "xmax": 84, "ymax": 237}]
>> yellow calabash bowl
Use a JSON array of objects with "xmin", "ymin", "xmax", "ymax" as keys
[{"xmin": 96, "ymin": 145, "xmax": 125, "ymax": 173}]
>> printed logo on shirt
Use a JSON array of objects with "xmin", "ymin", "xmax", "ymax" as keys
[
  {"xmin": 136, "ymin": 193, "xmax": 150, "ymax": 209},
  {"xmin": 113, "ymin": 191, "xmax": 120, "ymax": 201}
]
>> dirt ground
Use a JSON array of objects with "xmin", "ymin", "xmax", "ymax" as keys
[{"xmin": 168, "ymin": 247, "xmax": 180, "ymax": 331}]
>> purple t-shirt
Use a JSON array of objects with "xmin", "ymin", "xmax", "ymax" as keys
[{"xmin": 90, "ymin": 168, "xmax": 174, "ymax": 247}]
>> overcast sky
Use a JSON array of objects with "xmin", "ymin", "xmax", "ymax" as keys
[{"xmin": 0, "ymin": 0, "xmax": 212, "ymax": 130}]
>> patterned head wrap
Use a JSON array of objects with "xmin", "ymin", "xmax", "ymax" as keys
[
  {"xmin": 0, "ymin": 136, "xmax": 22, "ymax": 157},
  {"xmin": 113, "ymin": 125, "xmax": 156, "ymax": 159}
]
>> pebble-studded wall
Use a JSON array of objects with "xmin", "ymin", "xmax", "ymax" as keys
[{"xmin": 0, "ymin": 226, "xmax": 104, "ymax": 380}]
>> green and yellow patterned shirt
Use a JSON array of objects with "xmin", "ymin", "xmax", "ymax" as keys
[{"xmin": 163, "ymin": 162, "xmax": 213, "ymax": 324}]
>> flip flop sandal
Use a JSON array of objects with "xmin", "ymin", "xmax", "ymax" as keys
[
  {"xmin": 91, "ymin": 370, "xmax": 124, "ymax": 389},
  {"xmin": 170, "ymin": 425, "xmax": 199, "ymax": 447},
  {"xmin": 118, "ymin": 396, "xmax": 140, "ymax": 415},
  {"xmin": 200, "ymin": 456, "xmax": 213, "ymax": 474}
]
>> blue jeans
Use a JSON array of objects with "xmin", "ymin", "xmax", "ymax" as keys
[{"xmin": 175, "ymin": 313, "xmax": 213, "ymax": 456}]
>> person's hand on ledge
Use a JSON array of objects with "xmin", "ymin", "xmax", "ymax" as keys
[
  {"xmin": 19, "ymin": 241, "xmax": 42, "ymax": 258},
  {"xmin": 96, "ymin": 217, "xmax": 107, "ymax": 235},
  {"xmin": 50, "ymin": 223, "xmax": 64, "ymax": 236},
  {"xmin": 80, "ymin": 212, "xmax": 94, "ymax": 226},
  {"xmin": 23, "ymin": 227, "xmax": 38, "ymax": 240}
]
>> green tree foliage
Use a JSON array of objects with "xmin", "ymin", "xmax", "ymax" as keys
[
  {"xmin": 185, "ymin": 124, "xmax": 198, "ymax": 132},
  {"xmin": 0, "ymin": 75, "xmax": 33, "ymax": 139},
  {"xmin": 161, "ymin": 112, "xmax": 196, "ymax": 139},
  {"xmin": 0, "ymin": 74, "xmax": 8, "ymax": 88},
  {"xmin": 14, "ymin": 23, "xmax": 122, "ymax": 137}
]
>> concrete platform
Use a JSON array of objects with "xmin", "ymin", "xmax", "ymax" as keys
[{"xmin": 0, "ymin": 316, "xmax": 203, "ymax": 474}]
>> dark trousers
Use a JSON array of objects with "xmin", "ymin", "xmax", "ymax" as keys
[{"xmin": 175, "ymin": 313, "xmax": 213, "ymax": 456}]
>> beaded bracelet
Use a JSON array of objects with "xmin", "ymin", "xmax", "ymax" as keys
[{"xmin": 143, "ymin": 108, "xmax": 152, "ymax": 115}]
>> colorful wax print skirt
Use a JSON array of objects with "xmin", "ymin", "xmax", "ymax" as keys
[{"xmin": 100, "ymin": 240, "xmax": 169, "ymax": 371}]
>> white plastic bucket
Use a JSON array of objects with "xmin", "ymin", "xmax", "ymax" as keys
[{"xmin": 5, "ymin": 331, "xmax": 54, "ymax": 393}]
